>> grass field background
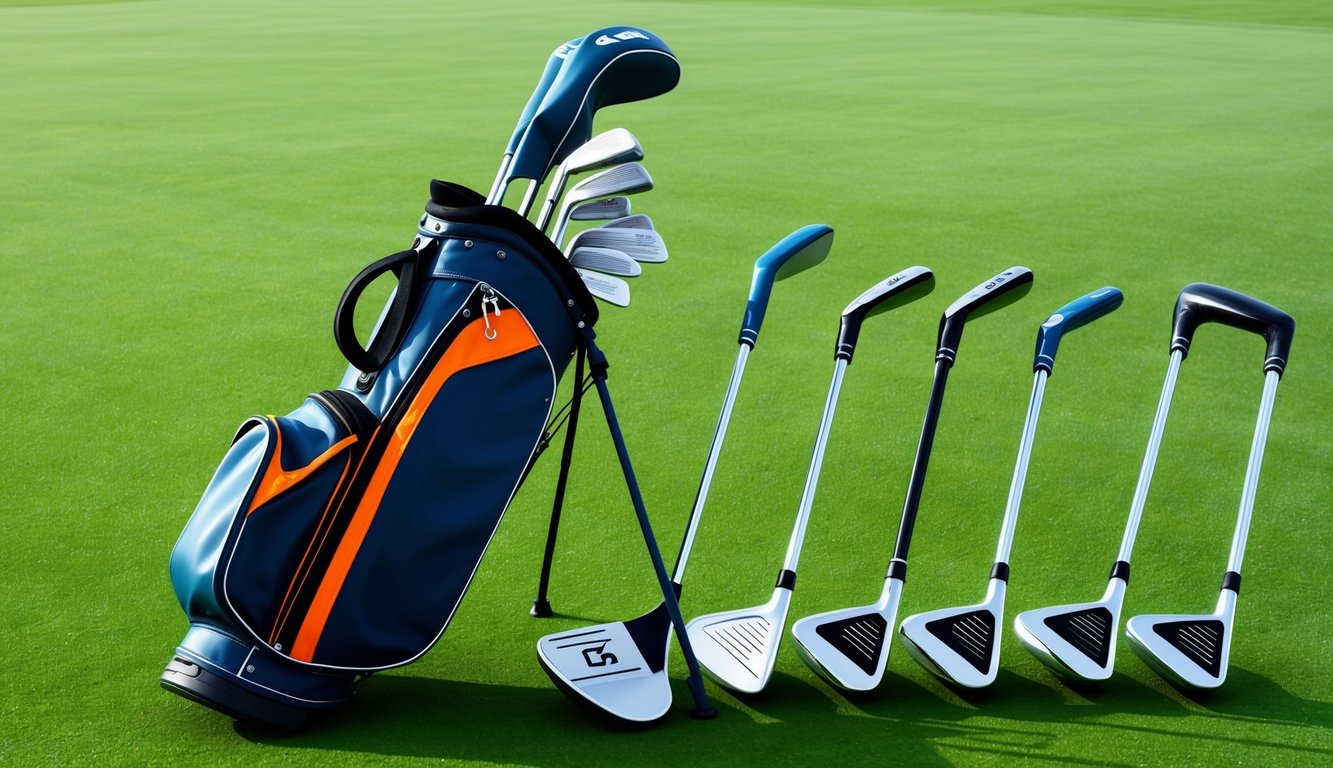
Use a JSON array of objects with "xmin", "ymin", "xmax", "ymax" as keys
[{"xmin": 2, "ymin": 1, "xmax": 1330, "ymax": 765}]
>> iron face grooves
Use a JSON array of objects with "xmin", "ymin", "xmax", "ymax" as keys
[
  {"xmin": 1043, "ymin": 606, "xmax": 1114, "ymax": 667},
  {"xmin": 1152, "ymin": 619, "xmax": 1225, "ymax": 677},
  {"xmin": 815, "ymin": 613, "xmax": 887, "ymax": 676},
  {"xmin": 925, "ymin": 610, "xmax": 995, "ymax": 674}
]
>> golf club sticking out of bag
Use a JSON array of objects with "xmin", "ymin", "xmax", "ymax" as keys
[
  {"xmin": 897, "ymin": 286, "xmax": 1122, "ymax": 688},
  {"xmin": 791, "ymin": 266, "xmax": 1034, "ymax": 692},
  {"xmin": 566, "ymin": 226, "xmax": 668, "ymax": 263},
  {"xmin": 575, "ymin": 268, "xmax": 631, "ymax": 307},
  {"xmin": 533, "ymin": 128, "xmax": 643, "ymax": 227},
  {"xmin": 686, "ymin": 265, "xmax": 936, "ymax": 695},
  {"xmin": 534, "ymin": 224, "xmax": 833, "ymax": 723},
  {"xmin": 570, "ymin": 246, "xmax": 642, "ymax": 277},
  {"xmin": 488, "ymin": 35, "xmax": 582, "ymax": 205},
  {"xmin": 494, "ymin": 26, "xmax": 678, "ymax": 207},
  {"xmin": 1121, "ymin": 284, "xmax": 1294, "ymax": 690},
  {"xmin": 602, "ymin": 213, "xmax": 654, "ymax": 230},
  {"xmin": 551, "ymin": 163, "xmax": 654, "ymax": 248},
  {"xmin": 571, "ymin": 197, "xmax": 632, "ymax": 223},
  {"xmin": 1013, "ymin": 283, "xmax": 1294, "ymax": 686}
]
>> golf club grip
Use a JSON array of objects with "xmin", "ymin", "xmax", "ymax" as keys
[
  {"xmin": 1033, "ymin": 287, "xmax": 1124, "ymax": 374},
  {"xmin": 1171, "ymin": 283, "xmax": 1295, "ymax": 375}
]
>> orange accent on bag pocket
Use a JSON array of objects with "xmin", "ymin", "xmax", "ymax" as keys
[
  {"xmin": 289, "ymin": 310, "xmax": 541, "ymax": 662},
  {"xmin": 248, "ymin": 430, "xmax": 360, "ymax": 515}
]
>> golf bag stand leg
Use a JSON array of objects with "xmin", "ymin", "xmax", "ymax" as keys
[
  {"xmin": 531, "ymin": 346, "xmax": 588, "ymax": 617},
  {"xmin": 585, "ymin": 333, "xmax": 717, "ymax": 719}
]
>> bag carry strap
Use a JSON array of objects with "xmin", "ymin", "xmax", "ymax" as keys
[{"xmin": 334, "ymin": 241, "xmax": 437, "ymax": 373}]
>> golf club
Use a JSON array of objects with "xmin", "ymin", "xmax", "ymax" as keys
[
  {"xmin": 791, "ymin": 266, "xmax": 1033, "ymax": 692},
  {"xmin": 550, "ymin": 163, "xmax": 653, "ymax": 248},
  {"xmin": 575, "ymin": 268, "xmax": 630, "ymax": 307},
  {"xmin": 531, "ymin": 128, "xmax": 643, "ymax": 227},
  {"xmin": 1123, "ymin": 284, "xmax": 1294, "ymax": 689},
  {"xmin": 602, "ymin": 213, "xmax": 654, "ymax": 230},
  {"xmin": 570, "ymin": 197, "xmax": 632, "ymax": 223},
  {"xmin": 498, "ymin": 26, "xmax": 678, "ymax": 206},
  {"xmin": 897, "ymin": 287, "xmax": 1122, "ymax": 688},
  {"xmin": 534, "ymin": 224, "xmax": 833, "ymax": 721},
  {"xmin": 488, "ymin": 36, "xmax": 582, "ymax": 204},
  {"xmin": 1014, "ymin": 283, "xmax": 1294, "ymax": 684},
  {"xmin": 570, "ymin": 246, "xmax": 642, "ymax": 277},
  {"xmin": 564, "ymin": 227, "xmax": 668, "ymax": 263},
  {"xmin": 686, "ymin": 265, "xmax": 936, "ymax": 694}
]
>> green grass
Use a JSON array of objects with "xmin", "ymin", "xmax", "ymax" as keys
[{"xmin": 2, "ymin": 1, "xmax": 1330, "ymax": 765}]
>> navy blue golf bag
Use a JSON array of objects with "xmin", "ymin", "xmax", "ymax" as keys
[{"xmin": 162, "ymin": 181, "xmax": 700, "ymax": 728}]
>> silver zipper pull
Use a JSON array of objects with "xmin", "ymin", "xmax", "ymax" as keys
[{"xmin": 480, "ymin": 284, "xmax": 500, "ymax": 340}]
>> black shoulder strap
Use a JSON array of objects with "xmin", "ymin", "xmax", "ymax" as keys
[{"xmin": 333, "ymin": 239, "xmax": 438, "ymax": 373}]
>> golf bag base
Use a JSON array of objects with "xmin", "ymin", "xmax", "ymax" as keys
[{"xmin": 160, "ymin": 625, "xmax": 358, "ymax": 730}]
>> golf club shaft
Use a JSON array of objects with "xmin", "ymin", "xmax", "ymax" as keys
[
  {"xmin": 673, "ymin": 343, "xmax": 751, "ymax": 585},
  {"xmin": 886, "ymin": 357, "xmax": 953, "ymax": 575},
  {"xmin": 994, "ymin": 370, "xmax": 1047, "ymax": 565},
  {"xmin": 535, "ymin": 179, "xmax": 566, "ymax": 232},
  {"xmin": 1227, "ymin": 369, "xmax": 1280, "ymax": 574},
  {"xmin": 781, "ymin": 358, "xmax": 848, "ymax": 574},
  {"xmin": 1116, "ymin": 349, "xmax": 1184, "ymax": 563},
  {"xmin": 518, "ymin": 180, "xmax": 543, "ymax": 218},
  {"xmin": 488, "ymin": 156, "xmax": 513, "ymax": 205}
]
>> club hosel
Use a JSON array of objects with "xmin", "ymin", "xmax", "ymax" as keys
[
  {"xmin": 936, "ymin": 315, "xmax": 966, "ymax": 367},
  {"xmin": 835, "ymin": 314, "xmax": 862, "ymax": 362},
  {"xmin": 1220, "ymin": 570, "xmax": 1241, "ymax": 594},
  {"xmin": 739, "ymin": 299, "xmax": 766, "ymax": 347}
]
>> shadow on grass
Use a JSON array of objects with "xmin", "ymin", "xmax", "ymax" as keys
[{"xmin": 234, "ymin": 665, "xmax": 1331, "ymax": 766}]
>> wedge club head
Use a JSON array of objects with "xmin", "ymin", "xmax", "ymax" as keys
[
  {"xmin": 1014, "ymin": 577, "xmax": 1126, "ymax": 682},
  {"xmin": 1125, "ymin": 590, "xmax": 1236, "ymax": 689},
  {"xmin": 685, "ymin": 589, "xmax": 791, "ymax": 694},
  {"xmin": 898, "ymin": 580, "xmax": 1007, "ymax": 688},
  {"xmin": 570, "ymin": 246, "xmax": 641, "ymax": 277},
  {"xmin": 566, "ymin": 227, "xmax": 667, "ymax": 263}
]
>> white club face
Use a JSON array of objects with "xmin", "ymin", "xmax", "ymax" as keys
[
  {"xmin": 1125, "ymin": 591, "xmax": 1235, "ymax": 689},
  {"xmin": 537, "ymin": 621, "xmax": 672, "ymax": 722},
  {"xmin": 567, "ymin": 228, "xmax": 667, "ymax": 263},
  {"xmin": 790, "ymin": 580, "xmax": 902, "ymax": 692},
  {"xmin": 898, "ymin": 582, "xmax": 1007, "ymax": 689},
  {"xmin": 570, "ymin": 246, "xmax": 641, "ymax": 277},
  {"xmin": 684, "ymin": 590, "xmax": 791, "ymax": 694}
]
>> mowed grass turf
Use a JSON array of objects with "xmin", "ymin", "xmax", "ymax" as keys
[{"xmin": 2, "ymin": 0, "xmax": 1330, "ymax": 765}]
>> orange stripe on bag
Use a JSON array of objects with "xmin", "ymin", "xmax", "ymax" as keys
[
  {"xmin": 248, "ymin": 431, "xmax": 360, "ymax": 515},
  {"xmin": 289, "ymin": 310, "xmax": 540, "ymax": 662}
]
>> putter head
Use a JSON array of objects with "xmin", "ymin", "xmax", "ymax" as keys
[
  {"xmin": 566, "ymin": 227, "xmax": 667, "ymax": 263},
  {"xmin": 570, "ymin": 246, "xmax": 641, "ymax": 277},
  {"xmin": 1013, "ymin": 577, "xmax": 1126, "ymax": 682},
  {"xmin": 537, "ymin": 602, "xmax": 673, "ymax": 722},
  {"xmin": 898, "ymin": 580, "xmax": 1007, "ymax": 688},
  {"xmin": 684, "ymin": 588, "xmax": 791, "ymax": 694},
  {"xmin": 791, "ymin": 578, "xmax": 903, "ymax": 692},
  {"xmin": 1125, "ymin": 590, "xmax": 1235, "ymax": 689}
]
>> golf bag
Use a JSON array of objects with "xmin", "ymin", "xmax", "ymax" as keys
[{"xmin": 161, "ymin": 181, "xmax": 648, "ymax": 728}]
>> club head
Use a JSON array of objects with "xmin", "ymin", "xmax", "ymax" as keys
[
  {"xmin": 741, "ymin": 224, "xmax": 834, "ymax": 344},
  {"xmin": 570, "ymin": 246, "xmax": 641, "ymax": 277},
  {"xmin": 535, "ymin": 129, "xmax": 643, "ymax": 226},
  {"xmin": 576, "ymin": 268, "xmax": 630, "ymax": 307},
  {"xmin": 791, "ymin": 578, "xmax": 903, "ymax": 692},
  {"xmin": 937, "ymin": 267, "xmax": 1034, "ymax": 360},
  {"xmin": 898, "ymin": 579, "xmax": 1007, "ymax": 688},
  {"xmin": 602, "ymin": 213, "xmax": 654, "ymax": 230},
  {"xmin": 1125, "ymin": 590, "xmax": 1235, "ymax": 689},
  {"xmin": 551, "ymin": 163, "xmax": 653, "ymax": 246},
  {"xmin": 537, "ymin": 602, "xmax": 673, "ymax": 722},
  {"xmin": 508, "ymin": 26, "xmax": 678, "ymax": 184},
  {"xmin": 566, "ymin": 227, "xmax": 667, "ymax": 263},
  {"xmin": 1013, "ymin": 577, "xmax": 1125, "ymax": 682},
  {"xmin": 836, "ymin": 266, "xmax": 935, "ymax": 362},
  {"xmin": 570, "ymin": 197, "xmax": 631, "ymax": 222},
  {"xmin": 684, "ymin": 588, "xmax": 791, "ymax": 694}
]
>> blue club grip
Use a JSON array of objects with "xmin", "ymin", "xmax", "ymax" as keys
[
  {"xmin": 1171, "ymin": 282, "xmax": 1295, "ymax": 376},
  {"xmin": 739, "ymin": 224, "xmax": 834, "ymax": 346},
  {"xmin": 1033, "ymin": 286, "xmax": 1124, "ymax": 374}
]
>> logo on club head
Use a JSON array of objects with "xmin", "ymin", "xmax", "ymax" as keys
[
  {"xmin": 581, "ymin": 641, "xmax": 619, "ymax": 668},
  {"xmin": 595, "ymin": 31, "xmax": 651, "ymax": 46}
]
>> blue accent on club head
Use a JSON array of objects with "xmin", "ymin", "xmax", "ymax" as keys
[
  {"xmin": 740, "ymin": 224, "xmax": 834, "ymax": 345},
  {"xmin": 1033, "ymin": 286, "xmax": 1123, "ymax": 374}
]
